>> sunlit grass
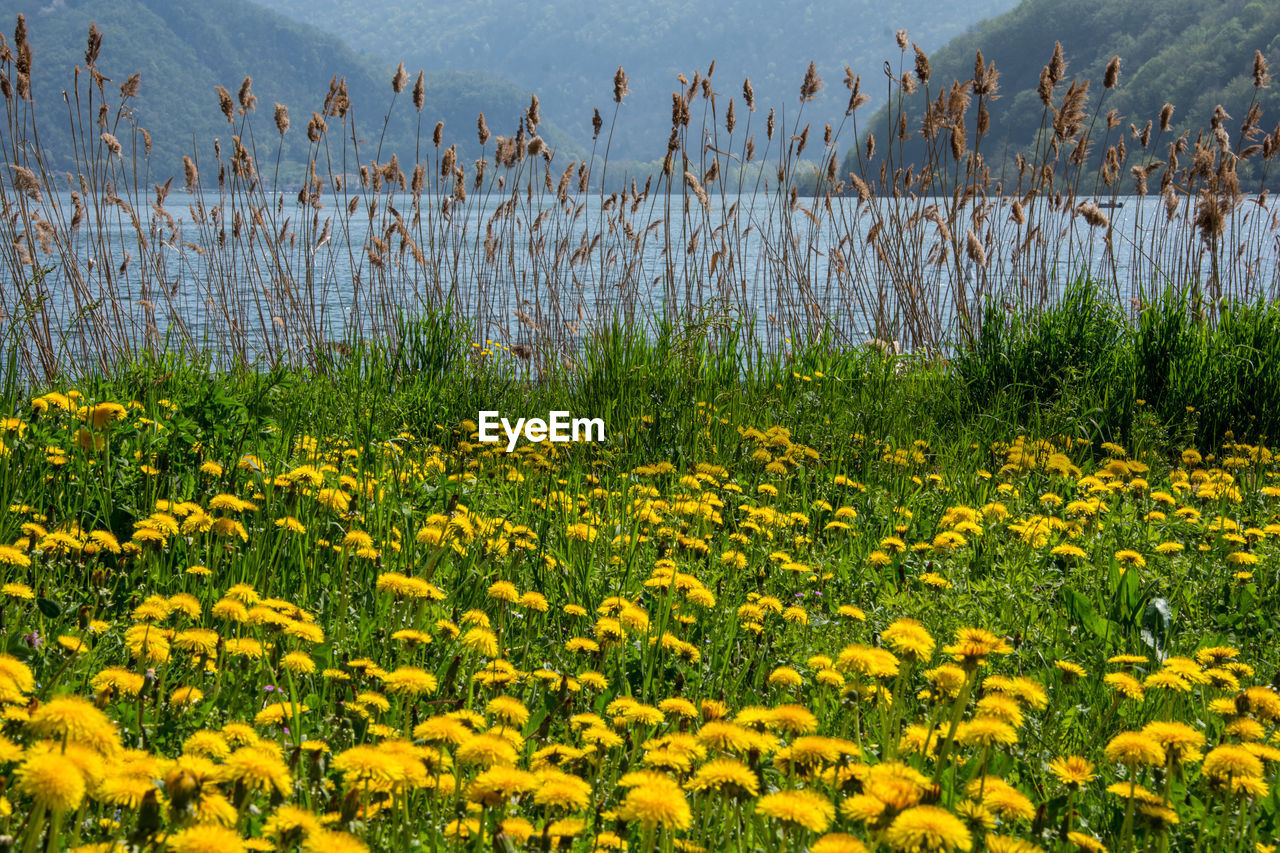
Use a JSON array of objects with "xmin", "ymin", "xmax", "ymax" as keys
[{"xmin": 0, "ymin": 323, "xmax": 1278, "ymax": 852}]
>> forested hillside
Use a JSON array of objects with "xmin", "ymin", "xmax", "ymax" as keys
[
  {"xmin": 0, "ymin": 0, "xmax": 573, "ymax": 183},
  {"xmin": 252, "ymin": 0, "xmax": 1018, "ymax": 161},
  {"xmin": 846, "ymin": 0, "xmax": 1280, "ymax": 187}
]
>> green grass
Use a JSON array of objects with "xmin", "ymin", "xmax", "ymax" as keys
[{"xmin": 2, "ymin": 287, "xmax": 1280, "ymax": 851}]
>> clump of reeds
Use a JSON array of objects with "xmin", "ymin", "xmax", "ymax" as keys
[{"xmin": 0, "ymin": 15, "xmax": 1277, "ymax": 385}]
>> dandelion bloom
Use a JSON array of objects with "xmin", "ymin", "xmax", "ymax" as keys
[
  {"xmin": 1141, "ymin": 721, "xmax": 1205, "ymax": 764},
  {"xmin": 15, "ymin": 752, "xmax": 86, "ymax": 812},
  {"xmin": 755, "ymin": 788, "xmax": 835, "ymax": 833},
  {"xmin": 456, "ymin": 734, "xmax": 519, "ymax": 767},
  {"xmin": 882, "ymin": 619, "xmax": 936, "ymax": 661},
  {"xmin": 381, "ymin": 667, "xmax": 438, "ymax": 696},
  {"xmin": 812, "ymin": 834, "xmax": 869, "ymax": 853},
  {"xmin": 263, "ymin": 805, "xmax": 323, "ymax": 845},
  {"xmin": 884, "ymin": 805, "xmax": 973, "ymax": 851},
  {"xmin": 1047, "ymin": 755, "xmax": 1096, "ymax": 787},
  {"xmin": 768, "ymin": 704, "xmax": 818, "ymax": 735},
  {"xmin": 0, "ymin": 545, "xmax": 31, "ymax": 568},
  {"xmin": 532, "ymin": 769, "xmax": 593, "ymax": 811},
  {"xmin": 942, "ymin": 628, "xmax": 1012, "ymax": 668},
  {"xmin": 465, "ymin": 765, "xmax": 538, "ymax": 806},
  {"xmin": 1114, "ymin": 550, "xmax": 1146, "ymax": 569},
  {"xmin": 768, "ymin": 666, "xmax": 804, "ymax": 688},
  {"xmin": 1202, "ymin": 744, "xmax": 1264, "ymax": 781},
  {"xmin": 26, "ymin": 695, "xmax": 121, "ymax": 755},
  {"xmin": 617, "ymin": 778, "xmax": 692, "ymax": 830},
  {"xmin": 1104, "ymin": 732, "xmax": 1165, "ymax": 767},
  {"xmin": 1054, "ymin": 660, "xmax": 1087, "ymax": 679},
  {"xmin": 1103, "ymin": 672, "xmax": 1144, "ymax": 701},
  {"xmin": 487, "ymin": 695, "xmax": 531, "ymax": 726},
  {"xmin": 1066, "ymin": 831, "xmax": 1107, "ymax": 852},
  {"xmin": 686, "ymin": 757, "xmax": 759, "ymax": 798},
  {"xmin": 165, "ymin": 825, "xmax": 247, "ymax": 853},
  {"xmin": 957, "ymin": 717, "xmax": 1017, "ymax": 748},
  {"xmin": 222, "ymin": 746, "xmax": 292, "ymax": 796}
]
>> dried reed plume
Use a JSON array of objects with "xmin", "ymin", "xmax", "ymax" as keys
[
  {"xmin": 84, "ymin": 19, "xmax": 101, "ymax": 66},
  {"xmin": 274, "ymin": 103, "xmax": 289, "ymax": 135},
  {"xmin": 1104, "ymin": 55, "xmax": 1120, "ymax": 90},
  {"xmin": 913, "ymin": 45, "xmax": 930, "ymax": 84},
  {"xmin": 800, "ymin": 61, "xmax": 823, "ymax": 102},
  {"xmin": 613, "ymin": 66, "xmax": 630, "ymax": 103},
  {"xmin": 965, "ymin": 229, "xmax": 986, "ymax": 267},
  {"xmin": 215, "ymin": 85, "xmax": 234, "ymax": 122},
  {"xmin": 1076, "ymin": 203, "xmax": 1110, "ymax": 228},
  {"xmin": 237, "ymin": 77, "xmax": 256, "ymax": 112},
  {"xmin": 8, "ymin": 164, "xmax": 40, "ymax": 201}
]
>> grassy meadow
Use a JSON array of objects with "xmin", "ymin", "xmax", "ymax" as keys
[{"xmin": 3, "ymin": 13, "xmax": 1280, "ymax": 853}]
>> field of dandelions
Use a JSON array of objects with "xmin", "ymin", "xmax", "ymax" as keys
[
  {"xmin": 4, "ymin": 11, "xmax": 1280, "ymax": 853},
  {"xmin": 2, "ymin": 359, "xmax": 1280, "ymax": 853}
]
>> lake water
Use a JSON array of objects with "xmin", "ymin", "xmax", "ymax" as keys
[{"xmin": 5, "ymin": 187, "xmax": 1279, "ymax": 372}]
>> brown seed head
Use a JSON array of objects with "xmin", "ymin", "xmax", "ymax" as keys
[
  {"xmin": 393, "ymin": 61, "xmax": 408, "ymax": 94},
  {"xmin": 121, "ymin": 73, "xmax": 140, "ymax": 99},
  {"xmin": 1254, "ymin": 49, "xmax": 1270, "ymax": 89},
  {"xmin": 965, "ymin": 228, "xmax": 986, "ymax": 266},
  {"xmin": 896, "ymin": 29, "xmax": 908, "ymax": 50},
  {"xmin": 323, "ymin": 76, "xmax": 350, "ymax": 118},
  {"xmin": 1104, "ymin": 55, "xmax": 1120, "ymax": 90},
  {"xmin": 478, "ymin": 112, "xmax": 490, "ymax": 146},
  {"xmin": 1159, "ymin": 103, "xmax": 1174, "ymax": 132},
  {"xmin": 846, "ymin": 73, "xmax": 869, "ymax": 114},
  {"xmin": 85, "ymin": 20, "xmax": 102, "ymax": 66},
  {"xmin": 1048, "ymin": 41, "xmax": 1066, "ymax": 85},
  {"xmin": 613, "ymin": 66, "xmax": 630, "ymax": 103},
  {"xmin": 274, "ymin": 103, "xmax": 289, "ymax": 135},
  {"xmin": 1037, "ymin": 66, "xmax": 1053, "ymax": 107},
  {"xmin": 527, "ymin": 94, "xmax": 541, "ymax": 132},
  {"xmin": 307, "ymin": 112, "xmax": 326, "ymax": 142},
  {"xmin": 8, "ymin": 164, "xmax": 41, "ymax": 201},
  {"xmin": 99, "ymin": 131, "xmax": 121, "ymax": 156},
  {"xmin": 237, "ymin": 77, "xmax": 256, "ymax": 112},
  {"xmin": 215, "ymin": 85, "xmax": 235, "ymax": 122},
  {"xmin": 1076, "ymin": 202, "xmax": 1109, "ymax": 228},
  {"xmin": 743, "ymin": 78, "xmax": 755, "ymax": 111},
  {"xmin": 800, "ymin": 61, "xmax": 823, "ymax": 103},
  {"xmin": 913, "ymin": 45, "xmax": 930, "ymax": 84},
  {"xmin": 413, "ymin": 71, "xmax": 425, "ymax": 111}
]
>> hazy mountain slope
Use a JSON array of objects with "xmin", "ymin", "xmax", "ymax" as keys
[
  {"xmin": 0, "ymin": 0, "xmax": 574, "ymax": 182},
  {"xmin": 846, "ymin": 0, "xmax": 1280, "ymax": 184},
  {"xmin": 251, "ymin": 0, "xmax": 1019, "ymax": 161}
]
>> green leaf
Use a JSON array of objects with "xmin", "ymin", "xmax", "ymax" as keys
[
  {"xmin": 37, "ymin": 597, "xmax": 61, "ymax": 619},
  {"xmin": 1064, "ymin": 587, "xmax": 1121, "ymax": 642}
]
